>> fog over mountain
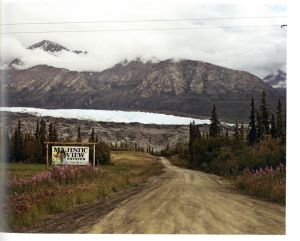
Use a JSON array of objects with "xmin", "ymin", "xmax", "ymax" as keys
[
  {"xmin": 2, "ymin": 41, "xmax": 285, "ymax": 121},
  {"xmin": 1, "ymin": 1, "xmax": 286, "ymax": 78}
]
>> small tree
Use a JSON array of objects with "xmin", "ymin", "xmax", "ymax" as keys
[
  {"xmin": 77, "ymin": 126, "xmax": 82, "ymax": 142},
  {"xmin": 248, "ymin": 97, "xmax": 258, "ymax": 145},
  {"xmin": 270, "ymin": 114, "xmax": 277, "ymax": 139},
  {"xmin": 53, "ymin": 124, "xmax": 58, "ymax": 141},
  {"xmin": 225, "ymin": 129, "xmax": 229, "ymax": 139},
  {"xmin": 240, "ymin": 122, "xmax": 245, "ymax": 143},
  {"xmin": 13, "ymin": 120, "xmax": 24, "ymax": 162},
  {"xmin": 256, "ymin": 111, "xmax": 265, "ymax": 141},
  {"xmin": 259, "ymin": 90, "xmax": 270, "ymax": 134},
  {"xmin": 89, "ymin": 128, "xmax": 96, "ymax": 142},
  {"xmin": 276, "ymin": 99, "xmax": 284, "ymax": 141},
  {"xmin": 233, "ymin": 120, "xmax": 240, "ymax": 142},
  {"xmin": 209, "ymin": 104, "xmax": 221, "ymax": 138}
]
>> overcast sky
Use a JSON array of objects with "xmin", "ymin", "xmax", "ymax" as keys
[{"xmin": 0, "ymin": 0, "xmax": 286, "ymax": 78}]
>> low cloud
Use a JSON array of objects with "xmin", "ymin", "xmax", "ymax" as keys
[{"xmin": 1, "ymin": 1, "xmax": 287, "ymax": 78}]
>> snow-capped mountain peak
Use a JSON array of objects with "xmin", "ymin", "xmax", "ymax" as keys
[
  {"xmin": 27, "ymin": 40, "xmax": 87, "ymax": 55},
  {"xmin": 28, "ymin": 40, "xmax": 69, "ymax": 52},
  {"xmin": 263, "ymin": 70, "xmax": 286, "ymax": 89}
]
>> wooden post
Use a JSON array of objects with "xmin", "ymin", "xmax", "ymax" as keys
[
  {"xmin": 93, "ymin": 144, "xmax": 96, "ymax": 167},
  {"xmin": 46, "ymin": 143, "xmax": 49, "ymax": 170}
]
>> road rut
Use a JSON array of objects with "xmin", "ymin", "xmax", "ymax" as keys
[{"xmin": 89, "ymin": 157, "xmax": 285, "ymax": 234}]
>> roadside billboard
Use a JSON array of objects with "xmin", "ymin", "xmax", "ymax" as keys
[{"xmin": 52, "ymin": 146, "xmax": 89, "ymax": 165}]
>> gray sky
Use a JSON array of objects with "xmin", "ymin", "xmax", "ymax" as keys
[{"xmin": 0, "ymin": 0, "xmax": 287, "ymax": 78}]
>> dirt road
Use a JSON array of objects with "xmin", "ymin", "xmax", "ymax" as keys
[{"xmin": 88, "ymin": 157, "xmax": 285, "ymax": 234}]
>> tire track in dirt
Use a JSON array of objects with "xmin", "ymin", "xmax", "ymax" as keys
[{"xmin": 88, "ymin": 157, "xmax": 285, "ymax": 234}]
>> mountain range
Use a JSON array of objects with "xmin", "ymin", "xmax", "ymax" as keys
[{"xmin": 1, "ymin": 40, "xmax": 285, "ymax": 121}]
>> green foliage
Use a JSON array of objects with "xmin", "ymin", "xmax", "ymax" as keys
[
  {"xmin": 259, "ymin": 90, "xmax": 270, "ymax": 134},
  {"xmin": 248, "ymin": 97, "xmax": 258, "ymax": 145},
  {"xmin": 8, "ymin": 120, "xmax": 112, "ymax": 166},
  {"xmin": 209, "ymin": 104, "xmax": 222, "ymax": 138},
  {"xmin": 95, "ymin": 142, "xmax": 111, "ymax": 165}
]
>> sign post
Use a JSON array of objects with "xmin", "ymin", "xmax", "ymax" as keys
[
  {"xmin": 44, "ymin": 142, "xmax": 98, "ymax": 170},
  {"xmin": 46, "ymin": 143, "xmax": 49, "ymax": 170},
  {"xmin": 93, "ymin": 144, "xmax": 96, "ymax": 167}
]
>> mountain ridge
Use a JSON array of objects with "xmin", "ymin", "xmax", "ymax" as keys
[{"xmin": 2, "ymin": 40, "xmax": 285, "ymax": 121}]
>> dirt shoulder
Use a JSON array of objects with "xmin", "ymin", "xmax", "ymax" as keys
[
  {"xmin": 20, "ymin": 179, "xmax": 161, "ymax": 233},
  {"xmin": 19, "ymin": 157, "xmax": 285, "ymax": 234}
]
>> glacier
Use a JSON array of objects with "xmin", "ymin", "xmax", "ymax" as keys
[{"xmin": 0, "ymin": 107, "xmax": 215, "ymax": 126}]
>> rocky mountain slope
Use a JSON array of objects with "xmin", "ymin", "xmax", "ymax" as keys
[
  {"xmin": 263, "ymin": 70, "xmax": 286, "ymax": 95},
  {"xmin": 2, "ymin": 112, "xmax": 196, "ymax": 151},
  {"xmin": 2, "ymin": 41, "xmax": 285, "ymax": 121},
  {"xmin": 263, "ymin": 70, "xmax": 286, "ymax": 88}
]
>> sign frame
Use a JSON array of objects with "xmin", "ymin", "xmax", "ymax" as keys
[{"xmin": 44, "ymin": 141, "xmax": 98, "ymax": 170}]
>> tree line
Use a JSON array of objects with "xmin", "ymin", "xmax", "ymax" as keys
[
  {"xmin": 1, "ymin": 121, "xmax": 111, "ymax": 165},
  {"xmin": 160, "ymin": 91, "xmax": 286, "ymax": 175}
]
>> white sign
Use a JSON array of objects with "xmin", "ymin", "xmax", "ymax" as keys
[{"xmin": 52, "ymin": 146, "xmax": 89, "ymax": 165}]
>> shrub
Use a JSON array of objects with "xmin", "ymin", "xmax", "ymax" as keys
[
  {"xmin": 8, "ymin": 165, "xmax": 102, "ymax": 194},
  {"xmin": 236, "ymin": 164, "xmax": 285, "ymax": 203}
]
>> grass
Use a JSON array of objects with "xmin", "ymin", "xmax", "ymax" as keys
[
  {"xmin": 3, "ymin": 151, "xmax": 163, "ymax": 231},
  {"xmin": 235, "ymin": 165, "xmax": 285, "ymax": 204},
  {"xmin": 5, "ymin": 163, "xmax": 45, "ymax": 178}
]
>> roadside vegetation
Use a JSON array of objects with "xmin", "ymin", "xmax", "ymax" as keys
[
  {"xmin": 1, "ymin": 151, "xmax": 163, "ymax": 231},
  {"xmin": 160, "ymin": 91, "xmax": 286, "ymax": 204}
]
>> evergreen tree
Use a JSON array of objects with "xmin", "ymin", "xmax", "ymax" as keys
[
  {"xmin": 134, "ymin": 142, "xmax": 138, "ymax": 151},
  {"xmin": 188, "ymin": 121, "xmax": 196, "ymax": 161},
  {"xmin": 209, "ymin": 104, "xmax": 221, "ymax": 138},
  {"xmin": 48, "ymin": 123, "xmax": 54, "ymax": 141},
  {"xmin": 233, "ymin": 120, "xmax": 240, "ymax": 141},
  {"xmin": 77, "ymin": 126, "xmax": 82, "ymax": 142},
  {"xmin": 270, "ymin": 114, "xmax": 277, "ymax": 139},
  {"xmin": 256, "ymin": 111, "xmax": 265, "ymax": 141},
  {"xmin": 53, "ymin": 124, "xmax": 58, "ymax": 141},
  {"xmin": 259, "ymin": 90, "xmax": 270, "ymax": 134},
  {"xmin": 89, "ymin": 128, "xmax": 96, "ymax": 142},
  {"xmin": 225, "ymin": 129, "xmax": 229, "ymax": 139},
  {"xmin": 248, "ymin": 97, "xmax": 258, "ymax": 145},
  {"xmin": 240, "ymin": 122, "xmax": 245, "ymax": 142},
  {"xmin": 34, "ymin": 120, "xmax": 40, "ymax": 141},
  {"xmin": 276, "ymin": 99, "xmax": 284, "ymax": 141},
  {"xmin": 14, "ymin": 120, "xmax": 24, "ymax": 162},
  {"xmin": 34, "ymin": 120, "xmax": 43, "ymax": 163},
  {"xmin": 39, "ymin": 120, "xmax": 47, "ymax": 143}
]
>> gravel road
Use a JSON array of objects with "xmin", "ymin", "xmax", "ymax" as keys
[{"xmin": 89, "ymin": 157, "xmax": 285, "ymax": 234}]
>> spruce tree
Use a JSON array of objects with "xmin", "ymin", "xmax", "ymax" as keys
[
  {"xmin": 77, "ymin": 126, "xmax": 82, "ymax": 142},
  {"xmin": 276, "ymin": 99, "xmax": 284, "ymax": 141},
  {"xmin": 209, "ymin": 104, "xmax": 221, "ymax": 138},
  {"xmin": 34, "ymin": 120, "xmax": 40, "ymax": 141},
  {"xmin": 240, "ymin": 122, "xmax": 245, "ymax": 142},
  {"xmin": 53, "ymin": 124, "xmax": 58, "ymax": 141},
  {"xmin": 188, "ymin": 121, "xmax": 196, "ymax": 162},
  {"xmin": 34, "ymin": 120, "xmax": 43, "ymax": 163},
  {"xmin": 256, "ymin": 111, "xmax": 265, "ymax": 141},
  {"xmin": 233, "ymin": 120, "xmax": 240, "ymax": 142},
  {"xmin": 259, "ymin": 90, "xmax": 270, "ymax": 134},
  {"xmin": 48, "ymin": 123, "xmax": 53, "ymax": 141},
  {"xmin": 270, "ymin": 114, "xmax": 277, "ymax": 139},
  {"xmin": 89, "ymin": 128, "xmax": 96, "ymax": 142},
  {"xmin": 248, "ymin": 97, "xmax": 258, "ymax": 145},
  {"xmin": 39, "ymin": 120, "xmax": 47, "ymax": 143},
  {"xmin": 14, "ymin": 120, "xmax": 24, "ymax": 162},
  {"xmin": 225, "ymin": 129, "xmax": 229, "ymax": 139}
]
